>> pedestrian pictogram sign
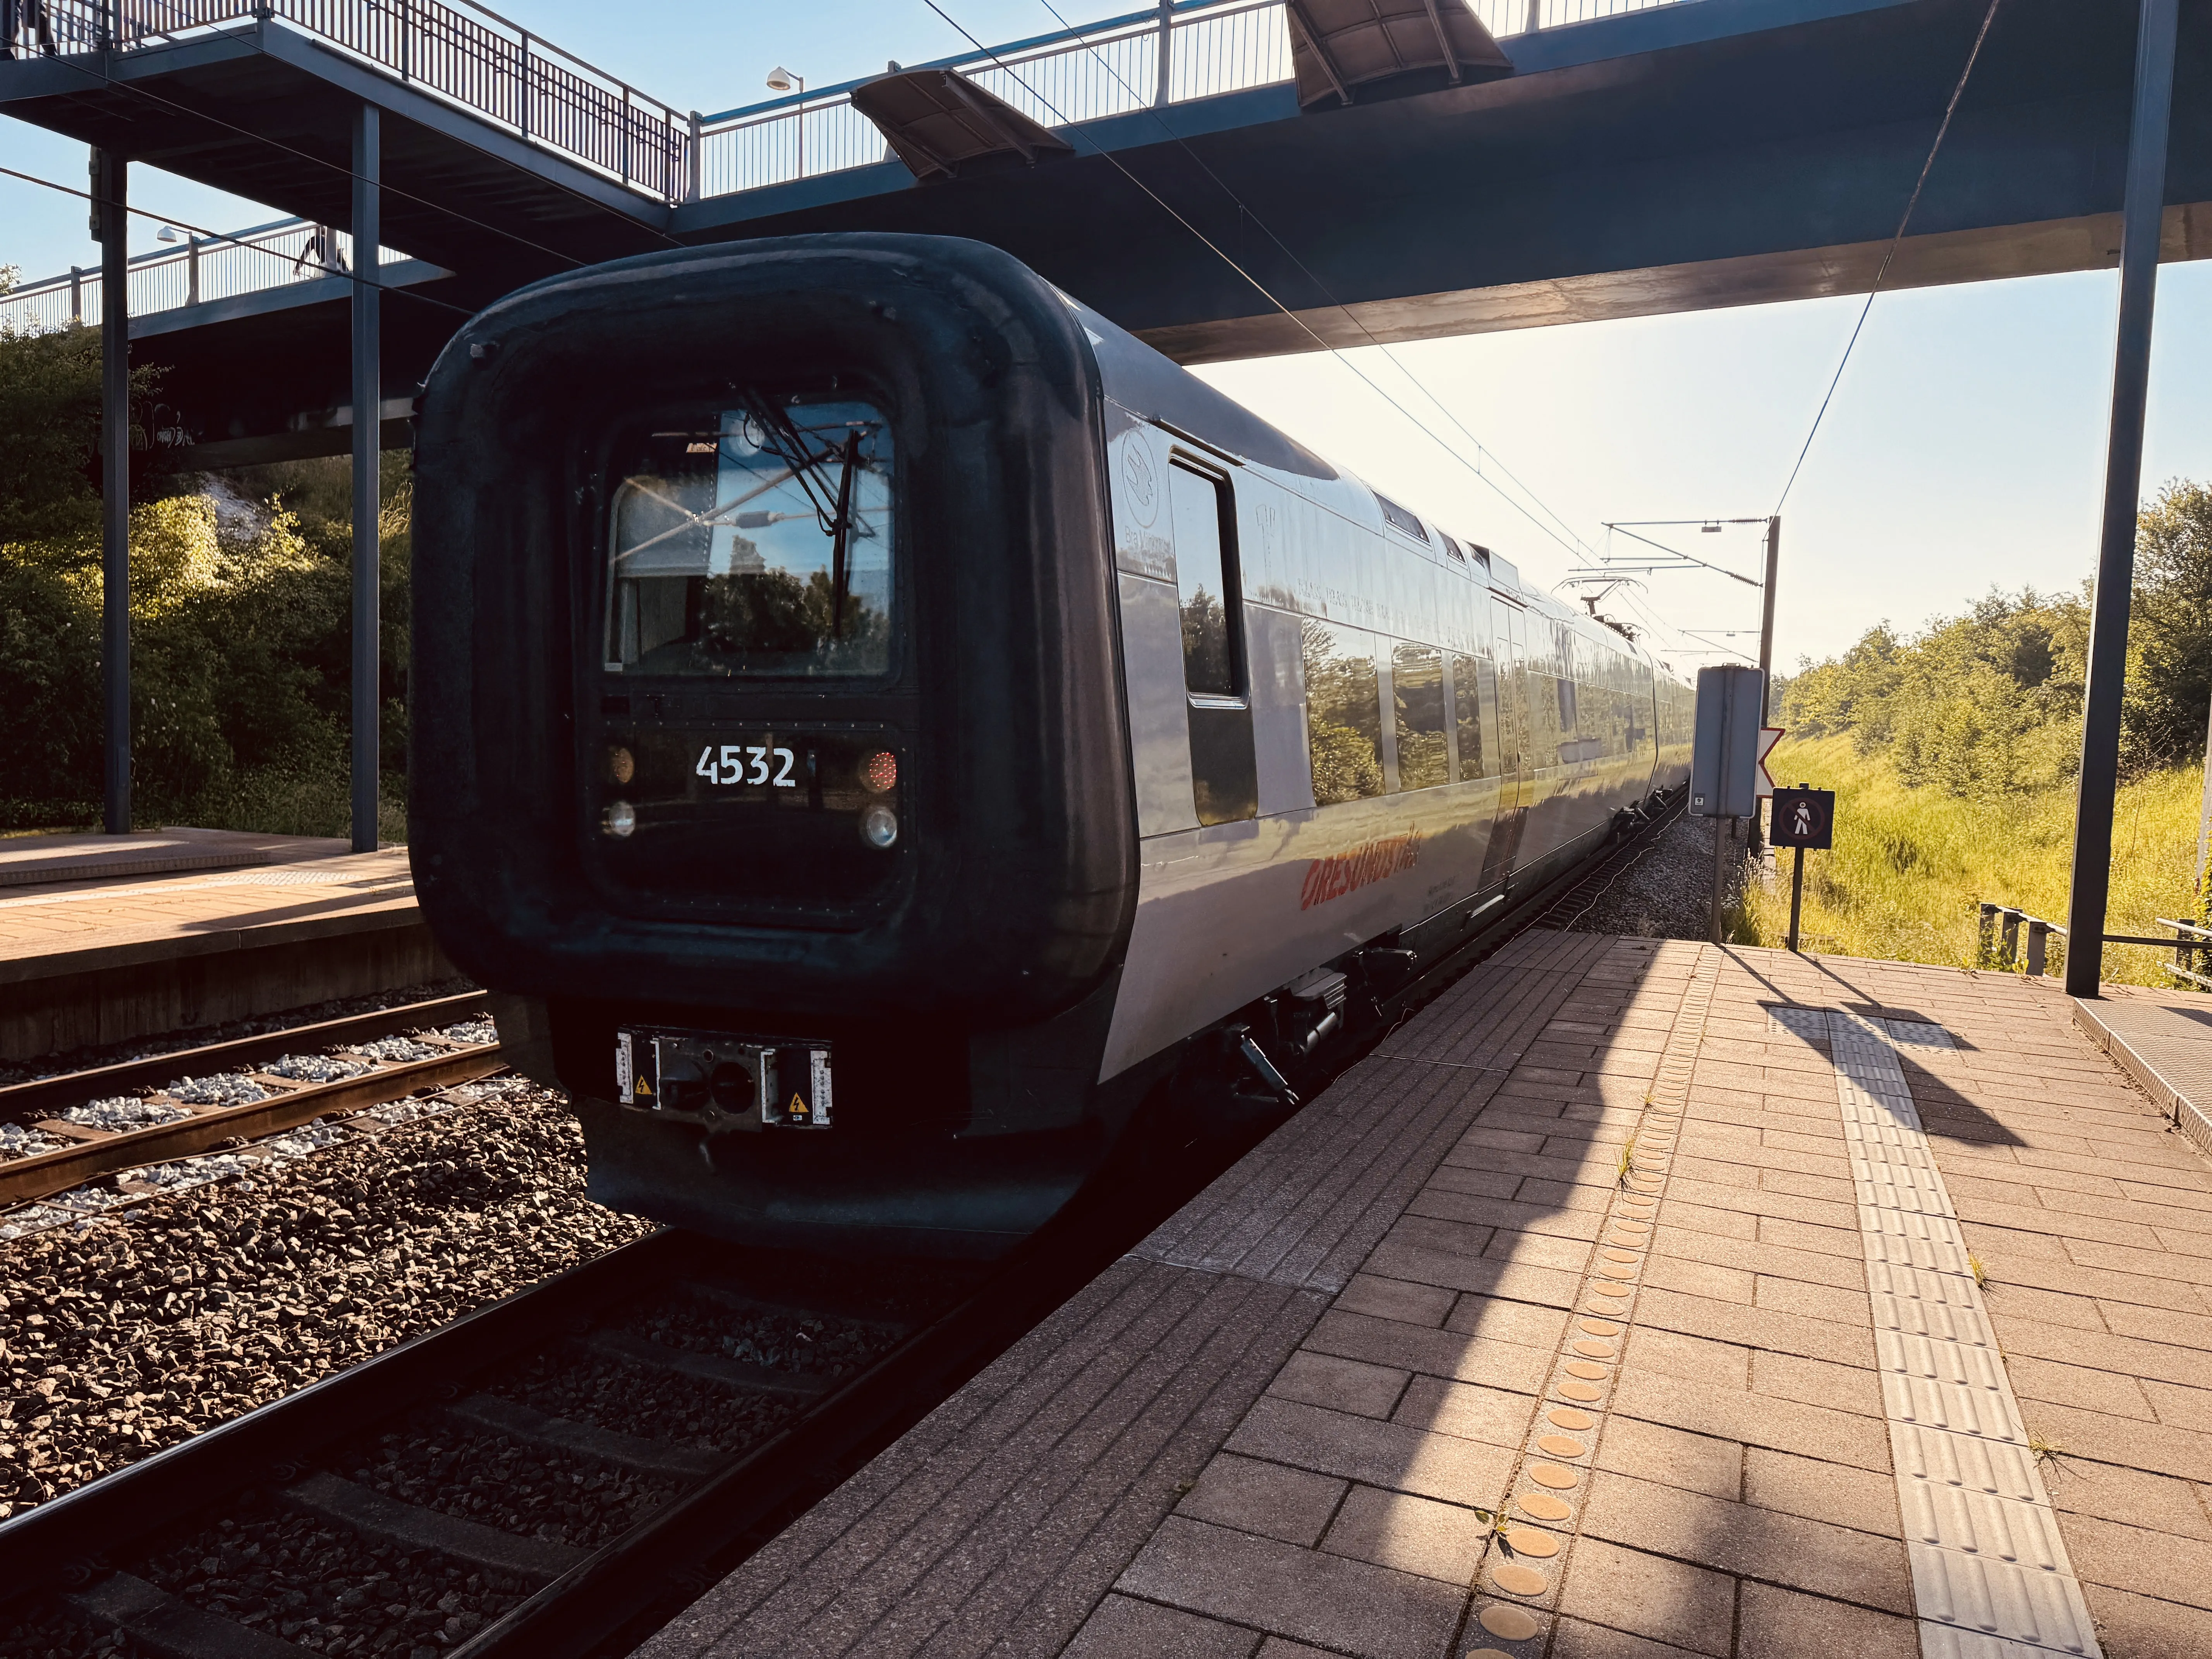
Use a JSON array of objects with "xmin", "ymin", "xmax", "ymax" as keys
[{"xmin": 1771, "ymin": 786, "xmax": 1835, "ymax": 850}]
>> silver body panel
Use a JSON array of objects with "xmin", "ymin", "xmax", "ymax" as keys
[{"xmin": 1087, "ymin": 332, "xmax": 1691, "ymax": 1084}]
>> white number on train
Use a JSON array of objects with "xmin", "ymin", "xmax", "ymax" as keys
[{"xmin": 696, "ymin": 744, "xmax": 798, "ymax": 787}]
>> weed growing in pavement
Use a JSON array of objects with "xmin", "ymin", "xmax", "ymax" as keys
[
  {"xmin": 2028, "ymin": 1431, "xmax": 2069, "ymax": 1473},
  {"xmin": 1468, "ymin": 1506, "xmax": 1517, "ymax": 1551},
  {"xmin": 1616, "ymin": 1137, "xmax": 1638, "ymax": 1188},
  {"xmin": 1968, "ymin": 1252, "xmax": 1989, "ymax": 1291}
]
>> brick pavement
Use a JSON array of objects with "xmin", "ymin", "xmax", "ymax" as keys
[{"xmin": 632, "ymin": 939, "xmax": 2212, "ymax": 1659}]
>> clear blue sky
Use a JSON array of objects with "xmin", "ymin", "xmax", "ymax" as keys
[{"xmin": 5, "ymin": 0, "xmax": 2208, "ymax": 671}]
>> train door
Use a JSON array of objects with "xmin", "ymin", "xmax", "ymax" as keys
[
  {"xmin": 1167, "ymin": 456, "xmax": 1257, "ymax": 824},
  {"xmin": 1479, "ymin": 596, "xmax": 1530, "ymax": 889}
]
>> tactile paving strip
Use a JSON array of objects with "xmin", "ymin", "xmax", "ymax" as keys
[
  {"xmin": 1774, "ymin": 1006, "xmax": 2104, "ymax": 1659},
  {"xmin": 1458, "ymin": 946, "xmax": 1721, "ymax": 1659}
]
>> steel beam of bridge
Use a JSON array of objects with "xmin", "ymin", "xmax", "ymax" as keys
[{"xmin": 3, "ymin": 0, "xmax": 2208, "ymax": 460}]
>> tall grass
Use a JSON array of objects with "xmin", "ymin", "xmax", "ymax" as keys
[{"xmin": 1742, "ymin": 735, "xmax": 2204, "ymax": 987}]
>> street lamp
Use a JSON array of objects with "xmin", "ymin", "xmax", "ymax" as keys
[{"xmin": 766, "ymin": 67, "xmax": 805, "ymax": 177}]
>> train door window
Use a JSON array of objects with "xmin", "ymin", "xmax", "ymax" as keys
[
  {"xmin": 1170, "ymin": 460, "xmax": 1238, "ymax": 697},
  {"xmin": 1168, "ymin": 457, "xmax": 1256, "ymax": 824},
  {"xmin": 1450, "ymin": 652, "xmax": 1496, "ymax": 780},
  {"xmin": 1300, "ymin": 620, "xmax": 1386, "ymax": 804},
  {"xmin": 1391, "ymin": 642, "xmax": 1449, "ymax": 790}
]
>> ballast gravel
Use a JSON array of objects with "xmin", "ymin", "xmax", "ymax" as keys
[
  {"xmin": 347, "ymin": 1412, "xmax": 685, "ymax": 1550},
  {"xmin": 1562, "ymin": 811, "xmax": 1757, "ymax": 941},
  {"xmin": 140, "ymin": 1492, "xmax": 532, "ymax": 1656},
  {"xmin": 495, "ymin": 1346, "xmax": 797, "ymax": 1454},
  {"xmin": 265, "ymin": 1053, "xmax": 374, "ymax": 1084},
  {"xmin": 632, "ymin": 1292, "xmax": 891, "ymax": 1379},
  {"xmin": 0, "ymin": 1083, "xmax": 652, "ymax": 1522},
  {"xmin": 58, "ymin": 1097, "xmax": 189, "ymax": 1131},
  {"xmin": 163, "ymin": 1073, "xmax": 271, "ymax": 1108}
]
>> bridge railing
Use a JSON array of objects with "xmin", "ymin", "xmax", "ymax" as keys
[
  {"xmin": 0, "ymin": 217, "xmax": 407, "ymax": 335},
  {"xmin": 692, "ymin": 0, "xmax": 1684, "ymax": 202},
  {"xmin": 4, "ymin": 0, "xmax": 687, "ymax": 201}
]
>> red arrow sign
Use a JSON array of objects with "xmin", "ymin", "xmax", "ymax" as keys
[{"xmin": 1755, "ymin": 726, "xmax": 1784, "ymax": 798}]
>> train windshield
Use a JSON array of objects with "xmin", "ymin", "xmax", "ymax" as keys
[{"xmin": 603, "ymin": 397, "xmax": 894, "ymax": 678}]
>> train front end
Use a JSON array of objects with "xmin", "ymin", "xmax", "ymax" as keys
[{"xmin": 410, "ymin": 235, "xmax": 1137, "ymax": 1256}]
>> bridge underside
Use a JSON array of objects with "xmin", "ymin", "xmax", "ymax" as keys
[
  {"xmin": 670, "ymin": 0, "xmax": 2212, "ymax": 363},
  {"xmin": 4, "ymin": 0, "xmax": 2207, "ymax": 458}
]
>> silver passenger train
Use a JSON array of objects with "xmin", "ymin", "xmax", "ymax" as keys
[{"xmin": 410, "ymin": 234, "xmax": 1692, "ymax": 1256}]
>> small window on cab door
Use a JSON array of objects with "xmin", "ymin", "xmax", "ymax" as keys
[{"xmin": 1168, "ymin": 459, "xmax": 1240, "ymax": 699}]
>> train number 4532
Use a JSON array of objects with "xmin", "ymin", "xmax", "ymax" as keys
[{"xmin": 696, "ymin": 744, "xmax": 798, "ymax": 787}]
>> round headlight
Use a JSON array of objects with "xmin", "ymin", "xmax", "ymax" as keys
[
  {"xmin": 603, "ymin": 800, "xmax": 637, "ymax": 838},
  {"xmin": 860, "ymin": 749, "xmax": 898, "ymax": 793},
  {"xmin": 859, "ymin": 802, "xmax": 898, "ymax": 850}
]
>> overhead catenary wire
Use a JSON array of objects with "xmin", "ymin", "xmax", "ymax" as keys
[
  {"xmin": 1024, "ymin": 0, "xmax": 1602, "ymax": 570},
  {"xmin": 917, "ymin": 0, "xmax": 1632, "ymax": 601},
  {"xmin": 1770, "ymin": 0, "xmax": 2003, "ymax": 514}
]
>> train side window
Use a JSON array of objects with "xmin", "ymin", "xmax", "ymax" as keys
[
  {"xmin": 1391, "ymin": 642, "xmax": 1449, "ymax": 790},
  {"xmin": 1169, "ymin": 460, "xmax": 1239, "ymax": 697},
  {"xmin": 1300, "ymin": 620, "xmax": 1386, "ymax": 804},
  {"xmin": 1450, "ymin": 652, "xmax": 1494, "ymax": 780}
]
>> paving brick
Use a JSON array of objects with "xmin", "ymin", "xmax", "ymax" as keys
[
  {"xmin": 1590, "ymin": 1415, "xmax": 1741, "ymax": 1500},
  {"xmin": 1267, "ymin": 1352, "xmax": 1410, "ymax": 1420},
  {"xmin": 1444, "ymin": 1293, "xmax": 1575, "ymax": 1350},
  {"xmin": 1548, "ymin": 1615, "xmax": 1712, "ymax": 1659},
  {"xmin": 1620, "ymin": 1327, "xmax": 1750, "ymax": 1391},
  {"xmin": 1649, "ymin": 1226, "xmax": 1864, "ymax": 1291},
  {"xmin": 1394, "ymin": 1375, "xmax": 1539, "ymax": 1452},
  {"xmin": 1321, "ymin": 1482, "xmax": 1492, "ymax": 1583},
  {"xmin": 1641, "ymin": 1256, "xmax": 1754, "ymax": 1305},
  {"xmin": 2145, "ymin": 1377, "xmax": 2212, "ymax": 1434},
  {"xmin": 1734, "ymin": 1581, "xmax": 1917, "ymax": 1659},
  {"xmin": 1554, "ymin": 1537, "xmax": 1735, "ymax": 1659},
  {"xmin": 1224, "ymin": 1396, "xmax": 1516, "ymax": 1510},
  {"xmin": 2053, "ymin": 1511, "xmax": 2212, "ymax": 1611},
  {"xmin": 1061, "ymin": 1595, "xmax": 1262, "ymax": 1659},
  {"xmin": 1176, "ymin": 1453, "xmax": 1347, "ymax": 1549},
  {"xmin": 1359, "ymin": 1236, "xmax": 1582, "ymax": 1307},
  {"xmin": 1628, "ymin": 1286, "xmax": 1875, "ymax": 1369},
  {"xmin": 1116, "ymin": 1516, "xmax": 1464, "ymax": 1659},
  {"xmin": 1403, "ymin": 1190, "xmax": 1606, "ymax": 1241},
  {"xmin": 1580, "ymin": 1470, "xmax": 1912, "ymax": 1612},
  {"xmin": 1740, "ymin": 1448, "xmax": 1900, "ymax": 1537},
  {"xmin": 1304, "ymin": 1309, "xmax": 1552, "ymax": 1394},
  {"xmin": 1749, "ymin": 1351, "xmax": 1885, "ymax": 1419},
  {"xmin": 1333, "ymin": 1274, "xmax": 1455, "ymax": 1330},
  {"xmin": 2068, "ymin": 1582, "xmax": 2212, "ymax": 1659},
  {"xmin": 1610, "ymin": 1369, "xmax": 1892, "ymax": 1474}
]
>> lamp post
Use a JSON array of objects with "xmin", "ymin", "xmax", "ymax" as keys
[{"xmin": 766, "ymin": 67, "xmax": 804, "ymax": 177}]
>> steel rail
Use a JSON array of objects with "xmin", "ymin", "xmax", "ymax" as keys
[
  {"xmin": 0, "ymin": 1043, "xmax": 503, "ymax": 1208},
  {"xmin": 0, "ymin": 989, "xmax": 488, "ymax": 1119}
]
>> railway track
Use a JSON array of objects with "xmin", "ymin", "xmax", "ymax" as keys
[
  {"xmin": 0, "ymin": 994, "xmax": 503, "ymax": 1229},
  {"xmin": 0, "ymin": 803, "xmax": 1693, "ymax": 1659}
]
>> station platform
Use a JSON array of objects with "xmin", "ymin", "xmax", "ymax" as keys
[
  {"xmin": 0, "ymin": 830, "xmax": 451, "ymax": 1061},
  {"xmin": 637, "ymin": 933, "xmax": 2212, "ymax": 1659}
]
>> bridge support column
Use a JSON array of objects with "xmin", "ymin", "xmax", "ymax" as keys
[
  {"xmin": 2066, "ymin": 0, "xmax": 2180, "ymax": 998},
  {"xmin": 351, "ymin": 102, "xmax": 381, "ymax": 854},
  {"xmin": 97, "ymin": 148, "xmax": 130, "ymax": 835}
]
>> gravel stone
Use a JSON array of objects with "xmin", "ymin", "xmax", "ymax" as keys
[
  {"xmin": 0, "ymin": 1124, "xmax": 64, "ymax": 1163},
  {"xmin": 495, "ymin": 1347, "xmax": 798, "ymax": 1455},
  {"xmin": 344, "ymin": 1412, "xmax": 684, "ymax": 1549},
  {"xmin": 131, "ymin": 1152, "xmax": 262, "ymax": 1192},
  {"xmin": 264, "ymin": 1054, "xmax": 374, "ymax": 1084},
  {"xmin": 139, "ymin": 1491, "xmax": 534, "ymax": 1656},
  {"xmin": 60, "ymin": 1097, "xmax": 189, "ymax": 1131},
  {"xmin": 629, "ymin": 1291, "xmax": 890, "ymax": 1379},
  {"xmin": 1559, "ymin": 810, "xmax": 1756, "ymax": 941},
  {"xmin": 437, "ymin": 1020, "xmax": 499, "ymax": 1047},
  {"xmin": 163, "ymin": 1074, "xmax": 271, "ymax": 1108},
  {"xmin": 0, "ymin": 978, "xmax": 475, "ymax": 1089},
  {"xmin": 0, "ymin": 1601, "xmax": 137, "ymax": 1658},
  {"xmin": 343, "ymin": 1038, "xmax": 438, "ymax": 1065},
  {"xmin": 0, "ymin": 1084, "xmax": 651, "ymax": 1519}
]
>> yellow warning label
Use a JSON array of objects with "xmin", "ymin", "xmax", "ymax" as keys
[{"xmin": 787, "ymin": 1094, "xmax": 807, "ymax": 1117}]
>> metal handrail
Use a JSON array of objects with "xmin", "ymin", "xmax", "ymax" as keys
[
  {"xmin": 0, "ymin": 216, "xmax": 405, "ymax": 335},
  {"xmin": 690, "ymin": 0, "xmax": 1689, "ymax": 201},
  {"xmin": 3, "ymin": 0, "xmax": 687, "ymax": 201},
  {"xmin": 1977, "ymin": 900, "xmax": 2212, "ymax": 989}
]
